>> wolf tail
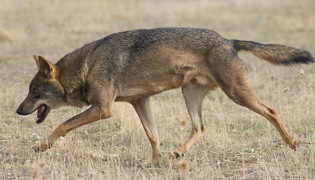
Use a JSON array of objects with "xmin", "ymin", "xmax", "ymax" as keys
[{"xmin": 232, "ymin": 39, "xmax": 314, "ymax": 66}]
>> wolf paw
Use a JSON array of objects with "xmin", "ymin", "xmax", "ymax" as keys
[
  {"xmin": 141, "ymin": 158, "xmax": 160, "ymax": 167},
  {"xmin": 32, "ymin": 141, "xmax": 51, "ymax": 152},
  {"xmin": 288, "ymin": 139, "xmax": 298, "ymax": 151},
  {"xmin": 170, "ymin": 149, "xmax": 185, "ymax": 159}
]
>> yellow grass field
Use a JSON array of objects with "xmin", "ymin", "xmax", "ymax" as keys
[{"xmin": 0, "ymin": 0, "xmax": 314, "ymax": 179}]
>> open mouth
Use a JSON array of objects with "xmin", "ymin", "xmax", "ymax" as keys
[{"xmin": 36, "ymin": 104, "xmax": 50, "ymax": 124}]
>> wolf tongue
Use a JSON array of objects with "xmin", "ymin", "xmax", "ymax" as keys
[{"xmin": 37, "ymin": 105, "xmax": 45, "ymax": 117}]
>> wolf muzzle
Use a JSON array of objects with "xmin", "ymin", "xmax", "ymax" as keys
[{"xmin": 16, "ymin": 104, "xmax": 25, "ymax": 115}]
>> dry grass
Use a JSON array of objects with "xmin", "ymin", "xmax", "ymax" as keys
[{"xmin": 1, "ymin": 0, "xmax": 315, "ymax": 179}]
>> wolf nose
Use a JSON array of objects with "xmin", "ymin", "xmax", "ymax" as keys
[{"xmin": 16, "ymin": 105, "xmax": 23, "ymax": 115}]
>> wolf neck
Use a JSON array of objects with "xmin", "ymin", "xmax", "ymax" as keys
[{"xmin": 56, "ymin": 52, "xmax": 90, "ymax": 107}]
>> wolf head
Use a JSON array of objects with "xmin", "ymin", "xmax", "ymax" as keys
[{"xmin": 16, "ymin": 56, "xmax": 65, "ymax": 123}]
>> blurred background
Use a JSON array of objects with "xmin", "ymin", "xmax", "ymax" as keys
[{"xmin": 1, "ymin": 0, "xmax": 314, "ymax": 60}]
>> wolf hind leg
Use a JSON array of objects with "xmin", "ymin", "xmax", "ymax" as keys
[
  {"xmin": 170, "ymin": 81, "xmax": 210, "ymax": 158},
  {"xmin": 215, "ymin": 57, "xmax": 297, "ymax": 150}
]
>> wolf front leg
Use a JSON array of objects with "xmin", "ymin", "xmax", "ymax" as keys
[
  {"xmin": 132, "ymin": 97, "xmax": 161, "ymax": 166},
  {"xmin": 33, "ymin": 104, "xmax": 113, "ymax": 152}
]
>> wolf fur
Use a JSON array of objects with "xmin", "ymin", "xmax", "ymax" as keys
[{"xmin": 16, "ymin": 28, "xmax": 314, "ymax": 166}]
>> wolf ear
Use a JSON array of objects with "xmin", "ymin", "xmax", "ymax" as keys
[{"xmin": 33, "ymin": 55, "xmax": 58, "ymax": 79}]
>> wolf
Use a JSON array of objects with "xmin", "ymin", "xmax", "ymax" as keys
[{"xmin": 16, "ymin": 28, "xmax": 314, "ymax": 166}]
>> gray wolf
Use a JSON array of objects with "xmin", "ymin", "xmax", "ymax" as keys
[{"xmin": 16, "ymin": 28, "xmax": 314, "ymax": 166}]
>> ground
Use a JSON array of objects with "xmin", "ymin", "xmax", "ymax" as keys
[{"xmin": 0, "ymin": 0, "xmax": 314, "ymax": 179}]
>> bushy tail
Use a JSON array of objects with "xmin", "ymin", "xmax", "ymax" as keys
[{"xmin": 232, "ymin": 39, "xmax": 314, "ymax": 66}]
